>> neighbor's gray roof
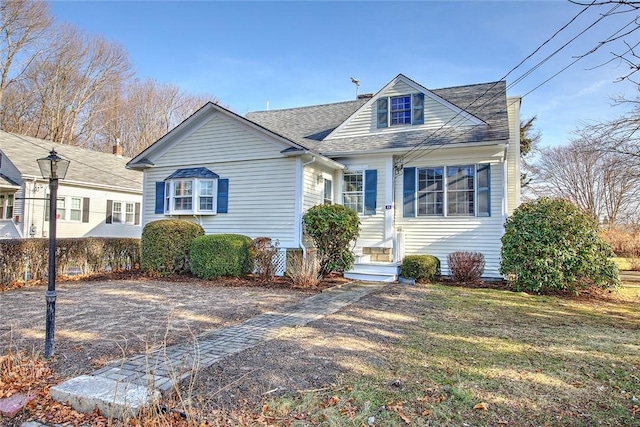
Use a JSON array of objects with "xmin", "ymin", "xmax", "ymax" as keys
[
  {"xmin": 246, "ymin": 81, "xmax": 510, "ymax": 154},
  {"xmin": 0, "ymin": 130, "xmax": 142, "ymax": 192}
]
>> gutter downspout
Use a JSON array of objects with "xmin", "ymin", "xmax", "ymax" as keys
[{"xmin": 298, "ymin": 156, "xmax": 316, "ymax": 257}]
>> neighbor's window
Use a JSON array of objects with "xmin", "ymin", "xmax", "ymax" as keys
[
  {"xmin": 112, "ymin": 201, "xmax": 123, "ymax": 223},
  {"xmin": 343, "ymin": 171, "xmax": 363, "ymax": 213},
  {"xmin": 125, "ymin": 203, "xmax": 135, "ymax": 224},
  {"xmin": 0, "ymin": 194, "xmax": 13, "ymax": 219},
  {"xmin": 70, "ymin": 197, "xmax": 82, "ymax": 221}
]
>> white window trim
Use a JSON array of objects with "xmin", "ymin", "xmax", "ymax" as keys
[
  {"xmin": 415, "ymin": 164, "xmax": 488, "ymax": 218},
  {"xmin": 111, "ymin": 201, "xmax": 136, "ymax": 225},
  {"xmin": 342, "ymin": 168, "xmax": 368, "ymax": 215},
  {"xmin": 164, "ymin": 178, "xmax": 217, "ymax": 215},
  {"xmin": 69, "ymin": 197, "xmax": 83, "ymax": 222}
]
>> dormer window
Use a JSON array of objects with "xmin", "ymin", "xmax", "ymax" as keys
[
  {"xmin": 391, "ymin": 96, "xmax": 411, "ymax": 125},
  {"xmin": 377, "ymin": 93, "xmax": 425, "ymax": 128}
]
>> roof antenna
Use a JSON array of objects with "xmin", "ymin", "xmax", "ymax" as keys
[{"xmin": 351, "ymin": 77, "xmax": 360, "ymax": 99}]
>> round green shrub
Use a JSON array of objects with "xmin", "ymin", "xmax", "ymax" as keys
[
  {"xmin": 500, "ymin": 197, "xmax": 619, "ymax": 294},
  {"xmin": 400, "ymin": 255, "xmax": 441, "ymax": 283},
  {"xmin": 141, "ymin": 219, "xmax": 204, "ymax": 276},
  {"xmin": 190, "ymin": 234, "xmax": 253, "ymax": 279},
  {"xmin": 303, "ymin": 204, "xmax": 360, "ymax": 276}
]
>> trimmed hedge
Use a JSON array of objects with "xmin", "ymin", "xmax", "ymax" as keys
[
  {"xmin": 141, "ymin": 219, "xmax": 204, "ymax": 276},
  {"xmin": 0, "ymin": 237, "xmax": 140, "ymax": 286},
  {"xmin": 190, "ymin": 234, "xmax": 253, "ymax": 279},
  {"xmin": 400, "ymin": 255, "xmax": 441, "ymax": 283}
]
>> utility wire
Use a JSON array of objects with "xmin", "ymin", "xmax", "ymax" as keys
[{"xmin": 400, "ymin": 1, "xmax": 621, "ymax": 167}]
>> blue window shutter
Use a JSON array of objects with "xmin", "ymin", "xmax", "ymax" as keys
[
  {"xmin": 217, "ymin": 179, "xmax": 229, "ymax": 213},
  {"xmin": 412, "ymin": 93, "xmax": 424, "ymax": 125},
  {"xmin": 377, "ymin": 98, "xmax": 388, "ymax": 128},
  {"xmin": 477, "ymin": 164, "xmax": 491, "ymax": 216},
  {"xmin": 155, "ymin": 182, "xmax": 165, "ymax": 214},
  {"xmin": 403, "ymin": 167, "xmax": 416, "ymax": 217},
  {"xmin": 364, "ymin": 170, "xmax": 377, "ymax": 215}
]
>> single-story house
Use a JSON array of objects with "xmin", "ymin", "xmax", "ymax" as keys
[
  {"xmin": 127, "ymin": 74, "xmax": 521, "ymax": 281},
  {"xmin": 0, "ymin": 130, "xmax": 143, "ymax": 239}
]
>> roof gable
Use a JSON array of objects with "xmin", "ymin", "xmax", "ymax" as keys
[
  {"xmin": 247, "ymin": 76, "xmax": 510, "ymax": 156},
  {"xmin": 326, "ymin": 74, "xmax": 485, "ymax": 140},
  {"xmin": 127, "ymin": 102, "xmax": 316, "ymax": 170}
]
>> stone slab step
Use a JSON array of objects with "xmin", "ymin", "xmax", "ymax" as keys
[{"xmin": 49, "ymin": 375, "xmax": 159, "ymax": 420}]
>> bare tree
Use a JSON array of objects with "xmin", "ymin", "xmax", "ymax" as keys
[
  {"xmin": 22, "ymin": 24, "xmax": 132, "ymax": 144},
  {"xmin": 94, "ymin": 78, "xmax": 213, "ymax": 156},
  {"xmin": 570, "ymin": 1, "xmax": 640, "ymax": 83},
  {"xmin": 531, "ymin": 135, "xmax": 640, "ymax": 225},
  {"xmin": 0, "ymin": 0, "xmax": 51, "ymax": 123}
]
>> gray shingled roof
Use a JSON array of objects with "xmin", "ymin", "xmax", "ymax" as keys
[
  {"xmin": 165, "ymin": 167, "xmax": 219, "ymax": 180},
  {"xmin": 246, "ymin": 81, "xmax": 509, "ymax": 155},
  {"xmin": 0, "ymin": 130, "xmax": 142, "ymax": 192}
]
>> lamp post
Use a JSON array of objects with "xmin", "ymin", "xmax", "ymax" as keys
[{"xmin": 37, "ymin": 149, "xmax": 70, "ymax": 359}]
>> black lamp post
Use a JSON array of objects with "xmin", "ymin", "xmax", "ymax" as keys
[{"xmin": 37, "ymin": 149, "xmax": 70, "ymax": 359}]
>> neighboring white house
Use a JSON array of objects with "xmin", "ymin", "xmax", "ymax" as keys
[
  {"xmin": 0, "ymin": 130, "xmax": 143, "ymax": 239},
  {"xmin": 127, "ymin": 74, "xmax": 521, "ymax": 280}
]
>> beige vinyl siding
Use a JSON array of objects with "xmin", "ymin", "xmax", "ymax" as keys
[
  {"xmin": 336, "ymin": 156, "xmax": 388, "ymax": 245},
  {"xmin": 396, "ymin": 146, "xmax": 505, "ymax": 277},
  {"xmin": 329, "ymin": 80, "xmax": 477, "ymax": 140},
  {"xmin": 143, "ymin": 109, "xmax": 301, "ymax": 246},
  {"xmin": 155, "ymin": 114, "xmax": 289, "ymax": 168},
  {"xmin": 28, "ymin": 183, "xmax": 141, "ymax": 238},
  {"xmin": 506, "ymin": 96, "xmax": 522, "ymax": 214},
  {"xmin": 144, "ymin": 160, "xmax": 298, "ymax": 247},
  {"xmin": 303, "ymin": 164, "xmax": 335, "ymax": 211}
]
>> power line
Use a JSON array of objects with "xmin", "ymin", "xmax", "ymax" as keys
[{"xmin": 399, "ymin": 1, "xmax": 621, "ymax": 167}]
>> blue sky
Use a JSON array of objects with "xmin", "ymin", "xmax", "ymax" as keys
[{"xmin": 50, "ymin": 0, "xmax": 638, "ymax": 148}]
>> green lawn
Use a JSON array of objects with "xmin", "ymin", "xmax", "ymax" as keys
[{"xmin": 262, "ymin": 282, "xmax": 640, "ymax": 426}]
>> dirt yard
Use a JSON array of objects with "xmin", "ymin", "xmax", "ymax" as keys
[{"xmin": 1, "ymin": 273, "xmax": 425, "ymax": 425}]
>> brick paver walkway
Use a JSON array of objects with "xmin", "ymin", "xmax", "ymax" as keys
[{"xmin": 90, "ymin": 281, "xmax": 386, "ymax": 393}]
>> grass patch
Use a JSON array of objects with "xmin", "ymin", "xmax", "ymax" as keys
[{"xmin": 262, "ymin": 282, "xmax": 640, "ymax": 426}]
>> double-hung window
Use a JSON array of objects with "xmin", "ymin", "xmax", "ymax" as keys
[
  {"xmin": 106, "ymin": 200, "xmax": 139, "ymax": 225},
  {"xmin": 377, "ymin": 93, "xmax": 425, "ymax": 128},
  {"xmin": 417, "ymin": 168, "xmax": 444, "ymax": 215},
  {"xmin": 342, "ymin": 169, "xmax": 377, "ymax": 215},
  {"xmin": 0, "ymin": 194, "xmax": 13, "ymax": 219},
  {"xmin": 405, "ymin": 164, "xmax": 490, "ymax": 217},
  {"xmin": 343, "ymin": 171, "xmax": 363, "ymax": 213},
  {"xmin": 156, "ymin": 168, "xmax": 228, "ymax": 216},
  {"xmin": 164, "ymin": 179, "xmax": 216, "ymax": 214},
  {"xmin": 199, "ymin": 180, "xmax": 215, "ymax": 211},
  {"xmin": 391, "ymin": 96, "xmax": 411, "ymax": 125},
  {"xmin": 447, "ymin": 166, "xmax": 475, "ymax": 216},
  {"xmin": 70, "ymin": 197, "xmax": 82, "ymax": 221}
]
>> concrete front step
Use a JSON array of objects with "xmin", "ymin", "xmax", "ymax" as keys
[
  {"xmin": 49, "ymin": 375, "xmax": 160, "ymax": 420},
  {"xmin": 344, "ymin": 262, "xmax": 399, "ymax": 282}
]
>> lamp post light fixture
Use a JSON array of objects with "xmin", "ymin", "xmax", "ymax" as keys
[{"xmin": 37, "ymin": 149, "xmax": 70, "ymax": 359}]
